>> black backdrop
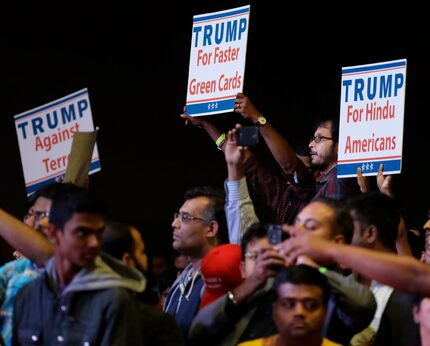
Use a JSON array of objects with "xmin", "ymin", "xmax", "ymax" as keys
[{"xmin": 1, "ymin": 1, "xmax": 429, "ymax": 261}]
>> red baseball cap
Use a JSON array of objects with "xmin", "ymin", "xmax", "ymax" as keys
[{"xmin": 200, "ymin": 244, "xmax": 244, "ymax": 309}]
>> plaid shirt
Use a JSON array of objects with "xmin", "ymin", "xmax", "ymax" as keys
[
  {"xmin": 314, "ymin": 164, "xmax": 358, "ymax": 201},
  {"xmin": 243, "ymin": 155, "xmax": 315, "ymax": 224}
]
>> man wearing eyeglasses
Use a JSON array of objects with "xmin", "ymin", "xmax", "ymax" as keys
[
  {"xmin": 181, "ymin": 93, "xmax": 358, "ymax": 227},
  {"xmin": 190, "ymin": 200, "xmax": 377, "ymax": 346},
  {"xmin": 0, "ymin": 182, "xmax": 68, "ymax": 346},
  {"xmin": 164, "ymin": 185, "xmax": 227, "ymax": 340},
  {"xmin": 233, "ymin": 93, "xmax": 358, "ymax": 202}
]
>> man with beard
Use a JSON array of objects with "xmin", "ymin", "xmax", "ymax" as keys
[
  {"xmin": 181, "ymin": 93, "xmax": 358, "ymax": 226},
  {"xmin": 100, "ymin": 220, "xmax": 184, "ymax": 346},
  {"xmin": 232, "ymin": 93, "xmax": 358, "ymax": 201}
]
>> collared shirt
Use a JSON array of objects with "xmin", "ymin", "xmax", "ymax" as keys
[
  {"xmin": 243, "ymin": 155, "xmax": 314, "ymax": 224},
  {"xmin": 224, "ymin": 177, "xmax": 259, "ymax": 245},
  {"xmin": 314, "ymin": 164, "xmax": 358, "ymax": 201}
]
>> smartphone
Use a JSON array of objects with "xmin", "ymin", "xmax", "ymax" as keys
[
  {"xmin": 267, "ymin": 224, "xmax": 283, "ymax": 245},
  {"xmin": 236, "ymin": 126, "xmax": 260, "ymax": 146}
]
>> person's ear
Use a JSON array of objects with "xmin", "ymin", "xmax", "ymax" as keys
[
  {"xmin": 366, "ymin": 225, "xmax": 378, "ymax": 244},
  {"xmin": 412, "ymin": 305, "xmax": 420, "ymax": 324},
  {"xmin": 206, "ymin": 220, "xmax": 219, "ymax": 239},
  {"xmin": 46, "ymin": 224, "xmax": 59, "ymax": 245},
  {"xmin": 122, "ymin": 252, "xmax": 135, "ymax": 267},
  {"xmin": 333, "ymin": 142, "xmax": 339, "ymax": 156},
  {"xmin": 332, "ymin": 234, "xmax": 345, "ymax": 244},
  {"xmin": 240, "ymin": 260, "xmax": 246, "ymax": 279}
]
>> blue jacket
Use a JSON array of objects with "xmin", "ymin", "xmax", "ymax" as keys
[{"xmin": 164, "ymin": 263, "xmax": 204, "ymax": 339}]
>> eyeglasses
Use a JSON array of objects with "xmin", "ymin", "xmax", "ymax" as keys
[
  {"xmin": 244, "ymin": 251, "xmax": 259, "ymax": 260},
  {"xmin": 173, "ymin": 212, "xmax": 209, "ymax": 224},
  {"xmin": 309, "ymin": 135, "xmax": 334, "ymax": 144},
  {"xmin": 24, "ymin": 210, "xmax": 49, "ymax": 221}
]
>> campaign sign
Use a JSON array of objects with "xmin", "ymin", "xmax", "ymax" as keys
[
  {"xmin": 14, "ymin": 88, "xmax": 101, "ymax": 195},
  {"xmin": 186, "ymin": 5, "xmax": 250, "ymax": 116},
  {"xmin": 338, "ymin": 59, "xmax": 407, "ymax": 177}
]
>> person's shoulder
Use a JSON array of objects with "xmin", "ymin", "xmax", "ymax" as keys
[
  {"xmin": 103, "ymin": 286, "xmax": 137, "ymax": 299},
  {"xmin": 139, "ymin": 302, "xmax": 179, "ymax": 327},
  {"xmin": 237, "ymin": 337, "xmax": 266, "ymax": 345},
  {"xmin": 14, "ymin": 272, "xmax": 45, "ymax": 304},
  {"xmin": 137, "ymin": 301, "xmax": 184, "ymax": 343},
  {"xmin": 322, "ymin": 338, "xmax": 343, "ymax": 346},
  {"xmin": 0, "ymin": 257, "xmax": 32, "ymax": 273}
]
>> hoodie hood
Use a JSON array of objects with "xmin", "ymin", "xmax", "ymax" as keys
[{"xmin": 45, "ymin": 252, "xmax": 146, "ymax": 295}]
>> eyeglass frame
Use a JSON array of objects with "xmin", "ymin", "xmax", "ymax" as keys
[
  {"xmin": 309, "ymin": 135, "xmax": 334, "ymax": 144},
  {"xmin": 244, "ymin": 251, "xmax": 259, "ymax": 260},
  {"xmin": 173, "ymin": 211, "xmax": 211, "ymax": 224},
  {"xmin": 24, "ymin": 210, "xmax": 50, "ymax": 221}
]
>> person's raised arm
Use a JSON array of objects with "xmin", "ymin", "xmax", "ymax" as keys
[
  {"xmin": 0, "ymin": 209, "xmax": 53, "ymax": 267},
  {"xmin": 224, "ymin": 126, "xmax": 258, "ymax": 244},
  {"xmin": 234, "ymin": 93, "xmax": 303, "ymax": 175},
  {"xmin": 181, "ymin": 113, "xmax": 226, "ymax": 151},
  {"xmin": 278, "ymin": 226, "xmax": 430, "ymax": 295}
]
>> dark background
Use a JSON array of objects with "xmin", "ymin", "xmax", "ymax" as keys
[{"xmin": 1, "ymin": 1, "xmax": 429, "ymax": 262}]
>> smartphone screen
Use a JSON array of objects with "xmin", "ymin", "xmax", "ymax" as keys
[
  {"xmin": 267, "ymin": 224, "xmax": 282, "ymax": 245},
  {"xmin": 236, "ymin": 126, "xmax": 259, "ymax": 146}
]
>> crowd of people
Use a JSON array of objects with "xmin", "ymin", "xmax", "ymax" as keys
[{"xmin": 0, "ymin": 92, "xmax": 428, "ymax": 345}]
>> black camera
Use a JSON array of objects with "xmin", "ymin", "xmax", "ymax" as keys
[{"xmin": 236, "ymin": 126, "xmax": 259, "ymax": 147}]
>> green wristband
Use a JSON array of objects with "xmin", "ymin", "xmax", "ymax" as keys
[
  {"xmin": 215, "ymin": 133, "xmax": 226, "ymax": 147},
  {"xmin": 215, "ymin": 133, "xmax": 226, "ymax": 150},
  {"xmin": 319, "ymin": 267, "xmax": 328, "ymax": 274}
]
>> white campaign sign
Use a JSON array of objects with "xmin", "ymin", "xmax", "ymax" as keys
[
  {"xmin": 14, "ymin": 88, "xmax": 101, "ymax": 195},
  {"xmin": 338, "ymin": 59, "xmax": 407, "ymax": 178},
  {"xmin": 185, "ymin": 5, "xmax": 250, "ymax": 116}
]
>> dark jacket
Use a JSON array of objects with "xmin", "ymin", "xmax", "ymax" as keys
[
  {"xmin": 139, "ymin": 302, "xmax": 185, "ymax": 346},
  {"xmin": 375, "ymin": 290, "xmax": 419, "ymax": 346},
  {"xmin": 189, "ymin": 269, "xmax": 376, "ymax": 346},
  {"xmin": 13, "ymin": 255, "xmax": 145, "ymax": 346}
]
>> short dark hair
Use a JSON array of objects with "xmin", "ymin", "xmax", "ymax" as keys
[
  {"xmin": 347, "ymin": 191, "xmax": 400, "ymax": 250},
  {"xmin": 314, "ymin": 117, "xmax": 339, "ymax": 143},
  {"xmin": 27, "ymin": 182, "xmax": 69, "ymax": 210},
  {"xmin": 272, "ymin": 264, "xmax": 330, "ymax": 305},
  {"xmin": 184, "ymin": 186, "xmax": 228, "ymax": 244},
  {"xmin": 241, "ymin": 223, "xmax": 268, "ymax": 260},
  {"xmin": 49, "ymin": 183, "xmax": 106, "ymax": 229},
  {"xmin": 412, "ymin": 294, "xmax": 427, "ymax": 310},
  {"xmin": 312, "ymin": 197, "xmax": 354, "ymax": 244},
  {"xmin": 101, "ymin": 221, "xmax": 135, "ymax": 260}
]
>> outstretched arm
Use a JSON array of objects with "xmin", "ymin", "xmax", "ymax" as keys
[
  {"xmin": 0, "ymin": 209, "xmax": 54, "ymax": 266},
  {"xmin": 278, "ymin": 226, "xmax": 430, "ymax": 295},
  {"xmin": 224, "ymin": 127, "xmax": 258, "ymax": 244},
  {"xmin": 234, "ymin": 93, "xmax": 303, "ymax": 175},
  {"xmin": 181, "ymin": 113, "xmax": 226, "ymax": 151}
]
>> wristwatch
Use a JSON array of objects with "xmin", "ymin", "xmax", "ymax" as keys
[
  {"xmin": 254, "ymin": 115, "xmax": 267, "ymax": 127},
  {"xmin": 227, "ymin": 290, "xmax": 239, "ymax": 305}
]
